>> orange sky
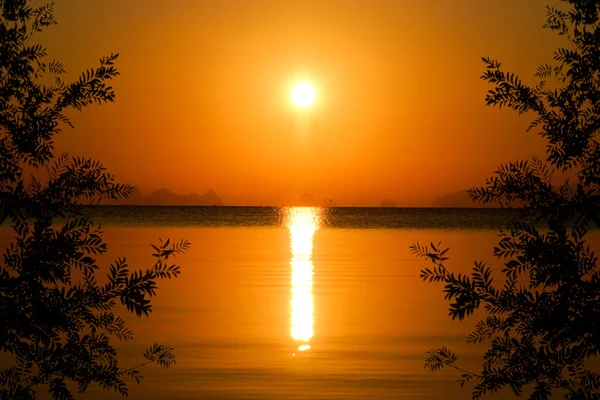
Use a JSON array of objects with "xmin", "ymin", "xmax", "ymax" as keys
[{"xmin": 45, "ymin": 0, "xmax": 562, "ymax": 206}]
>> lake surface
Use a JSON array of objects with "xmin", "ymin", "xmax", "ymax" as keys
[{"xmin": 4, "ymin": 207, "xmax": 598, "ymax": 399}]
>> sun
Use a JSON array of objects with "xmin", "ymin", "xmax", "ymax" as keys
[{"xmin": 291, "ymin": 82, "xmax": 316, "ymax": 108}]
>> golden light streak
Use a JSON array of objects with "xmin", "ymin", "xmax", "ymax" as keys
[{"xmin": 285, "ymin": 207, "xmax": 322, "ymax": 352}]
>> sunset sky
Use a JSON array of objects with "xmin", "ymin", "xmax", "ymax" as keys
[{"xmin": 46, "ymin": 0, "xmax": 562, "ymax": 206}]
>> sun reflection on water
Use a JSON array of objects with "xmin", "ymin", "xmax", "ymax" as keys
[{"xmin": 284, "ymin": 207, "xmax": 322, "ymax": 352}]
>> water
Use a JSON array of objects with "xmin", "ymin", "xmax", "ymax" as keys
[
  {"xmin": 80, "ymin": 205, "xmax": 511, "ymax": 229},
  {"xmin": 4, "ymin": 207, "xmax": 597, "ymax": 399}
]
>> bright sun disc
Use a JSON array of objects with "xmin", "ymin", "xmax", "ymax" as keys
[{"xmin": 291, "ymin": 82, "xmax": 316, "ymax": 107}]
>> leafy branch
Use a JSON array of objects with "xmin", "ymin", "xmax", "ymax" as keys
[{"xmin": 411, "ymin": 2, "xmax": 600, "ymax": 399}]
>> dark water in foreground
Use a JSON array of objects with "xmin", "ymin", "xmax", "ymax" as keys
[
  {"xmin": 4, "ymin": 207, "xmax": 595, "ymax": 399},
  {"xmin": 81, "ymin": 206, "xmax": 513, "ymax": 229}
]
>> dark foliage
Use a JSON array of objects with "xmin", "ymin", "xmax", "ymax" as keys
[
  {"xmin": 0, "ymin": 1, "xmax": 190, "ymax": 398},
  {"xmin": 412, "ymin": 1, "xmax": 600, "ymax": 399}
]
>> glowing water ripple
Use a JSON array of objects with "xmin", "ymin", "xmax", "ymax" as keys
[{"xmin": 285, "ymin": 207, "xmax": 322, "ymax": 352}]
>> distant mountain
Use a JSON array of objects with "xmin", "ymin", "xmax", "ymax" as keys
[
  {"xmin": 295, "ymin": 193, "xmax": 317, "ymax": 207},
  {"xmin": 123, "ymin": 187, "xmax": 146, "ymax": 204},
  {"xmin": 108, "ymin": 187, "xmax": 222, "ymax": 206},
  {"xmin": 432, "ymin": 190, "xmax": 497, "ymax": 208},
  {"xmin": 379, "ymin": 199, "xmax": 397, "ymax": 207}
]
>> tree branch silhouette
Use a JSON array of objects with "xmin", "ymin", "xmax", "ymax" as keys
[
  {"xmin": 411, "ymin": 2, "xmax": 600, "ymax": 399},
  {"xmin": 0, "ymin": 1, "xmax": 191, "ymax": 398}
]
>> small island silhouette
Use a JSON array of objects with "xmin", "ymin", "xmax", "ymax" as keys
[
  {"xmin": 294, "ymin": 193, "xmax": 318, "ymax": 207},
  {"xmin": 379, "ymin": 199, "xmax": 397, "ymax": 207}
]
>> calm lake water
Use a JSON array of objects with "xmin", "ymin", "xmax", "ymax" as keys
[{"xmin": 4, "ymin": 206, "xmax": 598, "ymax": 399}]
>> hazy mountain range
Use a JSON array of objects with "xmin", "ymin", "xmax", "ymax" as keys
[
  {"xmin": 103, "ymin": 187, "xmax": 494, "ymax": 208},
  {"xmin": 107, "ymin": 188, "xmax": 222, "ymax": 206}
]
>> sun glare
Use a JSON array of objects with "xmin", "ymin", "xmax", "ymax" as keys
[
  {"xmin": 291, "ymin": 82, "xmax": 316, "ymax": 107},
  {"xmin": 285, "ymin": 207, "xmax": 322, "ymax": 352}
]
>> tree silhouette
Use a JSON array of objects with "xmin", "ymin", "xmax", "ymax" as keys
[
  {"xmin": 412, "ymin": 1, "xmax": 600, "ymax": 399},
  {"xmin": 0, "ymin": 1, "xmax": 190, "ymax": 398}
]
